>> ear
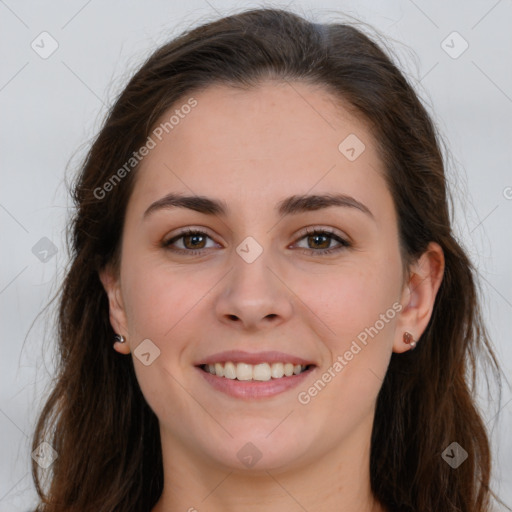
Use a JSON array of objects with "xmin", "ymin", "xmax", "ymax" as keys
[
  {"xmin": 99, "ymin": 264, "xmax": 131, "ymax": 354},
  {"xmin": 393, "ymin": 242, "xmax": 445, "ymax": 353}
]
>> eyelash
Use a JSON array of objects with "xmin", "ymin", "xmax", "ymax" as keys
[{"xmin": 162, "ymin": 227, "xmax": 351, "ymax": 256}]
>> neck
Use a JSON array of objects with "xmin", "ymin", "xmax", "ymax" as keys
[{"xmin": 152, "ymin": 414, "xmax": 387, "ymax": 512}]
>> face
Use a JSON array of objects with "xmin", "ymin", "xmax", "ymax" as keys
[{"xmin": 102, "ymin": 81, "xmax": 413, "ymax": 473}]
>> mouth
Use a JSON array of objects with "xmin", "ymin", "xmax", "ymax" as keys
[
  {"xmin": 198, "ymin": 361, "xmax": 314, "ymax": 381},
  {"xmin": 194, "ymin": 351, "xmax": 317, "ymax": 399}
]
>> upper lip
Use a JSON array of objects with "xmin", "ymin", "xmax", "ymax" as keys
[{"xmin": 195, "ymin": 350, "xmax": 316, "ymax": 367}]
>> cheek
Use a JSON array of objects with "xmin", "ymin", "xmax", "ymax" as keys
[
  {"xmin": 294, "ymin": 266, "xmax": 400, "ymax": 424},
  {"xmin": 121, "ymin": 252, "xmax": 201, "ymax": 340},
  {"xmin": 294, "ymin": 262, "xmax": 401, "ymax": 350},
  {"xmin": 120, "ymin": 256, "xmax": 206, "ymax": 418}
]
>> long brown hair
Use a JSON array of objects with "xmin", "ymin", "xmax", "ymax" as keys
[{"xmin": 31, "ymin": 7, "xmax": 507, "ymax": 511}]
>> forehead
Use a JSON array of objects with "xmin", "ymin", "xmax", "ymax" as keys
[
  {"xmin": 128, "ymin": 81, "xmax": 391, "ymax": 219},
  {"xmin": 148, "ymin": 80, "xmax": 372, "ymax": 161}
]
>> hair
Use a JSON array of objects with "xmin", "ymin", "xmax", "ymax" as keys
[{"xmin": 31, "ymin": 7, "xmax": 507, "ymax": 512}]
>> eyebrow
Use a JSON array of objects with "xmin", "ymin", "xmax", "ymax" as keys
[{"xmin": 143, "ymin": 192, "xmax": 374, "ymax": 220}]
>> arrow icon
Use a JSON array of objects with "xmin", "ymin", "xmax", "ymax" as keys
[
  {"xmin": 31, "ymin": 31, "xmax": 59, "ymax": 59},
  {"xmin": 441, "ymin": 441, "xmax": 468, "ymax": 468},
  {"xmin": 32, "ymin": 236, "xmax": 58, "ymax": 262},
  {"xmin": 236, "ymin": 441, "xmax": 263, "ymax": 467},
  {"xmin": 236, "ymin": 237, "xmax": 263, "ymax": 263},
  {"xmin": 31, "ymin": 441, "xmax": 58, "ymax": 468},
  {"xmin": 134, "ymin": 339, "xmax": 161, "ymax": 366},
  {"xmin": 440, "ymin": 32, "xmax": 468, "ymax": 59},
  {"xmin": 338, "ymin": 134, "xmax": 365, "ymax": 161}
]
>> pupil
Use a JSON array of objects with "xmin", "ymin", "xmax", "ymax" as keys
[
  {"xmin": 310, "ymin": 234, "xmax": 328, "ymax": 249},
  {"xmin": 186, "ymin": 234, "xmax": 204, "ymax": 248}
]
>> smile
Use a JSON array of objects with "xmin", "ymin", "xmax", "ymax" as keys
[
  {"xmin": 200, "ymin": 361, "xmax": 311, "ymax": 381},
  {"xmin": 195, "ymin": 350, "xmax": 317, "ymax": 399}
]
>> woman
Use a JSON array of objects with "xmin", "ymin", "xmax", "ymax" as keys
[{"xmin": 31, "ymin": 7, "xmax": 507, "ymax": 512}]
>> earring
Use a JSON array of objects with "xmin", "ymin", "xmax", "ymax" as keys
[
  {"xmin": 114, "ymin": 334, "xmax": 125, "ymax": 344},
  {"xmin": 403, "ymin": 331, "xmax": 417, "ymax": 350}
]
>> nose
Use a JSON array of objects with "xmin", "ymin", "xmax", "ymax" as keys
[{"xmin": 214, "ymin": 251, "xmax": 294, "ymax": 331}]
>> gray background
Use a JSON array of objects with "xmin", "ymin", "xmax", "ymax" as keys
[{"xmin": 1, "ymin": 0, "xmax": 511, "ymax": 509}]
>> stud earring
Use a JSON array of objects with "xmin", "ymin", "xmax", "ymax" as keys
[
  {"xmin": 403, "ymin": 331, "xmax": 417, "ymax": 350},
  {"xmin": 114, "ymin": 334, "xmax": 125, "ymax": 344}
]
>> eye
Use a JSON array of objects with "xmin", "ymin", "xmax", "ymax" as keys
[
  {"xmin": 162, "ymin": 228, "xmax": 219, "ymax": 255},
  {"xmin": 293, "ymin": 227, "xmax": 351, "ymax": 255},
  {"xmin": 162, "ymin": 227, "xmax": 351, "ymax": 256}
]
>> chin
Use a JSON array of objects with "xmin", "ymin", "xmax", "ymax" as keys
[{"xmin": 201, "ymin": 431, "xmax": 315, "ymax": 473}]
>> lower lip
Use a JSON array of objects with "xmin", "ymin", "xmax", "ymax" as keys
[{"xmin": 196, "ymin": 366, "xmax": 315, "ymax": 399}]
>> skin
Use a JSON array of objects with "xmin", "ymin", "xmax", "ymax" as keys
[{"xmin": 100, "ymin": 80, "xmax": 444, "ymax": 512}]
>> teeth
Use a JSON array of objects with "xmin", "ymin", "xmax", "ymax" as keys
[
  {"xmin": 203, "ymin": 361, "xmax": 309, "ymax": 380},
  {"xmin": 253, "ymin": 363, "xmax": 271, "ymax": 381},
  {"xmin": 236, "ymin": 363, "xmax": 253, "ymax": 381},
  {"xmin": 214, "ymin": 362, "xmax": 224, "ymax": 377},
  {"xmin": 224, "ymin": 361, "xmax": 237, "ymax": 380},
  {"xmin": 271, "ymin": 362, "xmax": 284, "ymax": 378}
]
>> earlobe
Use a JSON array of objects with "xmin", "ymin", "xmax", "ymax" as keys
[
  {"xmin": 99, "ymin": 265, "xmax": 130, "ymax": 354},
  {"xmin": 393, "ymin": 242, "xmax": 445, "ymax": 353}
]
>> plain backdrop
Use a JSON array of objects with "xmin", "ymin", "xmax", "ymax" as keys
[{"xmin": 1, "ymin": 0, "xmax": 511, "ymax": 509}]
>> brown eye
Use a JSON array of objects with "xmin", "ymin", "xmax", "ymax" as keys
[
  {"xmin": 306, "ymin": 233, "xmax": 331, "ymax": 250},
  {"xmin": 163, "ymin": 229, "xmax": 217, "ymax": 254},
  {"xmin": 182, "ymin": 233, "xmax": 207, "ymax": 249},
  {"xmin": 294, "ymin": 228, "xmax": 350, "ymax": 255}
]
